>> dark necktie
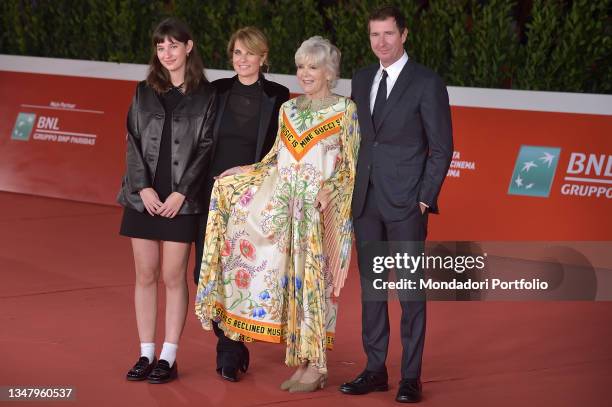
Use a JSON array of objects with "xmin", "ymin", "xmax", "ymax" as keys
[{"xmin": 372, "ymin": 69, "xmax": 388, "ymax": 128}]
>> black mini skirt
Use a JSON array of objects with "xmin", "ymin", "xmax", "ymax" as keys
[{"xmin": 119, "ymin": 207, "xmax": 198, "ymax": 243}]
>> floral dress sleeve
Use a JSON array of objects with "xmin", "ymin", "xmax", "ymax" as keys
[{"xmin": 320, "ymin": 99, "xmax": 360, "ymax": 296}]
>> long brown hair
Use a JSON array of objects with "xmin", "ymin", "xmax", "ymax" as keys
[{"xmin": 146, "ymin": 18, "xmax": 207, "ymax": 94}]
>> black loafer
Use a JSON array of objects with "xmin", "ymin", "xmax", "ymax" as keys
[
  {"xmin": 339, "ymin": 370, "xmax": 389, "ymax": 395},
  {"xmin": 126, "ymin": 357, "xmax": 156, "ymax": 381},
  {"xmin": 396, "ymin": 379, "xmax": 422, "ymax": 403},
  {"xmin": 147, "ymin": 359, "xmax": 177, "ymax": 384}
]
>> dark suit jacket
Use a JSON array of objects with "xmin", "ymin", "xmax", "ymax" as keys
[
  {"xmin": 351, "ymin": 59, "xmax": 453, "ymax": 221},
  {"xmin": 211, "ymin": 75, "xmax": 290, "ymax": 164}
]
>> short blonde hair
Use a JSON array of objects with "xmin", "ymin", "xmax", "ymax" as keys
[
  {"xmin": 295, "ymin": 36, "xmax": 341, "ymax": 88},
  {"xmin": 227, "ymin": 26, "xmax": 270, "ymax": 70}
]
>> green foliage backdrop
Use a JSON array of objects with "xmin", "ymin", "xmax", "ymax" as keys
[{"xmin": 1, "ymin": 0, "xmax": 610, "ymax": 93}]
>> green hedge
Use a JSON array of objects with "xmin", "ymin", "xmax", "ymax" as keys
[{"xmin": 1, "ymin": 0, "xmax": 610, "ymax": 93}]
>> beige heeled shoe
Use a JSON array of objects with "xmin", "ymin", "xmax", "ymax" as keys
[
  {"xmin": 280, "ymin": 379, "xmax": 297, "ymax": 390},
  {"xmin": 288, "ymin": 373, "xmax": 327, "ymax": 393},
  {"xmin": 281, "ymin": 363, "xmax": 309, "ymax": 391}
]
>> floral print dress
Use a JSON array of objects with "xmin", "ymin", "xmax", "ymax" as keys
[{"xmin": 195, "ymin": 95, "xmax": 360, "ymax": 371}]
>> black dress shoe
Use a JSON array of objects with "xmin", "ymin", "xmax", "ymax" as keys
[
  {"xmin": 126, "ymin": 357, "xmax": 156, "ymax": 381},
  {"xmin": 147, "ymin": 359, "xmax": 177, "ymax": 384},
  {"xmin": 396, "ymin": 379, "xmax": 422, "ymax": 403},
  {"xmin": 339, "ymin": 370, "xmax": 389, "ymax": 395}
]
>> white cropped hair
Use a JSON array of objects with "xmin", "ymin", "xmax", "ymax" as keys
[{"xmin": 295, "ymin": 36, "xmax": 341, "ymax": 88}]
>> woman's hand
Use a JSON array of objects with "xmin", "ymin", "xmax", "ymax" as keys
[
  {"xmin": 158, "ymin": 192, "xmax": 186, "ymax": 218},
  {"xmin": 139, "ymin": 188, "xmax": 163, "ymax": 216},
  {"xmin": 216, "ymin": 165, "xmax": 253, "ymax": 179},
  {"xmin": 315, "ymin": 187, "xmax": 332, "ymax": 212}
]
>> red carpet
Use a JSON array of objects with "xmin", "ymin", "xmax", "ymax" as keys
[{"xmin": 1, "ymin": 191, "xmax": 610, "ymax": 406}]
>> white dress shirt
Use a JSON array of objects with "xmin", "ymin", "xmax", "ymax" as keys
[{"xmin": 369, "ymin": 51, "xmax": 409, "ymax": 114}]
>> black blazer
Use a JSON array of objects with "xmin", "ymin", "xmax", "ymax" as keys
[
  {"xmin": 211, "ymin": 75, "xmax": 290, "ymax": 163},
  {"xmin": 117, "ymin": 80, "xmax": 217, "ymax": 214},
  {"xmin": 351, "ymin": 59, "xmax": 453, "ymax": 220}
]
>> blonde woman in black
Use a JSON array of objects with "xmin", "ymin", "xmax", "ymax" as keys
[
  {"xmin": 117, "ymin": 18, "xmax": 216, "ymax": 384},
  {"xmin": 193, "ymin": 26, "xmax": 289, "ymax": 382}
]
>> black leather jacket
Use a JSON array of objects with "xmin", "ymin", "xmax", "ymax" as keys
[{"xmin": 117, "ymin": 80, "xmax": 216, "ymax": 214}]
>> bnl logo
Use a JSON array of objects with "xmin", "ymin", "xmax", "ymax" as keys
[
  {"xmin": 11, "ymin": 113, "xmax": 37, "ymax": 141},
  {"xmin": 508, "ymin": 145, "xmax": 561, "ymax": 198}
]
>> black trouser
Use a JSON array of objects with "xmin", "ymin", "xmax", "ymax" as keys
[{"xmin": 353, "ymin": 182, "xmax": 428, "ymax": 380}]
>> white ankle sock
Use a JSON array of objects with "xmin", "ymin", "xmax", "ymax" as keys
[
  {"xmin": 159, "ymin": 342, "xmax": 178, "ymax": 367},
  {"xmin": 140, "ymin": 342, "xmax": 155, "ymax": 364}
]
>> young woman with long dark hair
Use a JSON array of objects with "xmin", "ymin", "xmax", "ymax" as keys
[{"xmin": 117, "ymin": 17, "xmax": 216, "ymax": 384}]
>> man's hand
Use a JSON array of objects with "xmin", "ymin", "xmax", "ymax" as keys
[
  {"xmin": 139, "ymin": 188, "xmax": 163, "ymax": 216},
  {"xmin": 158, "ymin": 192, "xmax": 186, "ymax": 218},
  {"xmin": 419, "ymin": 202, "xmax": 428, "ymax": 215}
]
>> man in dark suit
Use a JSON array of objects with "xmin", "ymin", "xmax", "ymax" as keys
[{"xmin": 339, "ymin": 5, "xmax": 453, "ymax": 403}]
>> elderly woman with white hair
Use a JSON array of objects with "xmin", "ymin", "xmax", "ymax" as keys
[{"xmin": 195, "ymin": 36, "xmax": 360, "ymax": 392}]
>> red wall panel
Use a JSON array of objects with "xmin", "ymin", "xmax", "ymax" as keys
[{"xmin": 1, "ymin": 70, "xmax": 610, "ymax": 240}]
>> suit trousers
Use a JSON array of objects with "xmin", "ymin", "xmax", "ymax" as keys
[{"xmin": 353, "ymin": 181, "xmax": 428, "ymax": 380}]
